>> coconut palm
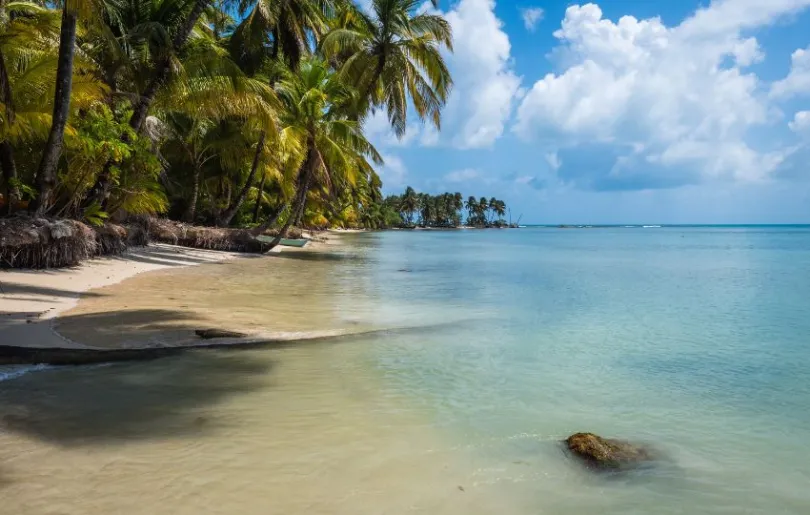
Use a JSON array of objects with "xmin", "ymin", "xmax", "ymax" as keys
[
  {"xmin": 265, "ymin": 58, "xmax": 381, "ymax": 248},
  {"xmin": 0, "ymin": 1, "xmax": 59, "ymax": 213},
  {"xmin": 31, "ymin": 0, "xmax": 92, "ymax": 215},
  {"xmin": 401, "ymin": 185, "xmax": 417, "ymax": 224},
  {"xmin": 320, "ymin": 0, "xmax": 452, "ymax": 137}
]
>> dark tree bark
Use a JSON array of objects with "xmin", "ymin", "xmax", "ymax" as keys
[
  {"xmin": 266, "ymin": 145, "xmax": 315, "ymax": 249},
  {"xmin": 32, "ymin": 9, "xmax": 77, "ymax": 216},
  {"xmin": 252, "ymin": 171, "xmax": 267, "ymax": 224},
  {"xmin": 217, "ymin": 130, "xmax": 265, "ymax": 227},
  {"xmin": 86, "ymin": 0, "xmax": 211, "ymax": 208},
  {"xmin": 1, "ymin": 141, "xmax": 19, "ymax": 215},
  {"xmin": 183, "ymin": 164, "xmax": 202, "ymax": 222},
  {"xmin": 129, "ymin": 0, "xmax": 210, "ymax": 133},
  {"xmin": 0, "ymin": 47, "xmax": 19, "ymax": 215}
]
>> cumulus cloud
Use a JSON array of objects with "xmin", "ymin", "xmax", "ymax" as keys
[
  {"xmin": 361, "ymin": 0, "xmax": 520, "ymax": 151},
  {"xmin": 377, "ymin": 154, "xmax": 408, "ymax": 188},
  {"xmin": 771, "ymin": 46, "xmax": 810, "ymax": 99},
  {"xmin": 789, "ymin": 111, "xmax": 810, "ymax": 135},
  {"xmin": 520, "ymin": 7, "xmax": 544, "ymax": 31},
  {"xmin": 441, "ymin": 0, "xmax": 522, "ymax": 149},
  {"xmin": 514, "ymin": 1, "xmax": 810, "ymax": 190}
]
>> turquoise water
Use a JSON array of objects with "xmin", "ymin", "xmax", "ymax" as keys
[
  {"xmin": 3, "ymin": 226, "xmax": 810, "ymax": 514},
  {"xmin": 344, "ymin": 227, "xmax": 810, "ymax": 513}
]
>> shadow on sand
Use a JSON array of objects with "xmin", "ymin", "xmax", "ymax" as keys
[
  {"xmin": 0, "ymin": 349, "xmax": 274, "ymax": 447},
  {"xmin": 0, "ymin": 281, "xmax": 107, "ymax": 300}
]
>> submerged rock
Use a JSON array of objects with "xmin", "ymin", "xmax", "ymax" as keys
[
  {"xmin": 195, "ymin": 329, "xmax": 247, "ymax": 340},
  {"xmin": 565, "ymin": 433, "xmax": 655, "ymax": 470}
]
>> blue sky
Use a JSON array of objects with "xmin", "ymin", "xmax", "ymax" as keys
[{"xmin": 364, "ymin": 0, "xmax": 810, "ymax": 224}]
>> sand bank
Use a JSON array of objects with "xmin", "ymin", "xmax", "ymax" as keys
[{"xmin": 0, "ymin": 244, "xmax": 244, "ymax": 349}]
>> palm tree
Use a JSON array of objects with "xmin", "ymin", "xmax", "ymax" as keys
[
  {"xmin": 493, "ymin": 199, "xmax": 506, "ymax": 221},
  {"xmin": 401, "ymin": 185, "xmax": 417, "ymax": 224},
  {"xmin": 0, "ymin": 1, "xmax": 59, "ymax": 213},
  {"xmin": 233, "ymin": 0, "xmax": 333, "ymax": 71},
  {"xmin": 478, "ymin": 197, "xmax": 489, "ymax": 225},
  {"xmin": 32, "ymin": 0, "xmax": 95, "ymax": 215},
  {"xmin": 465, "ymin": 195, "xmax": 476, "ymax": 224},
  {"xmin": 320, "ymin": 0, "xmax": 452, "ymax": 137},
  {"xmin": 265, "ymin": 58, "xmax": 381, "ymax": 248}
]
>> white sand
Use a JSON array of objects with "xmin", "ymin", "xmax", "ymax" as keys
[{"xmin": 0, "ymin": 244, "xmax": 244, "ymax": 349}]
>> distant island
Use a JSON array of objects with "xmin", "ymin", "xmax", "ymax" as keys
[{"xmin": 375, "ymin": 187, "xmax": 515, "ymax": 229}]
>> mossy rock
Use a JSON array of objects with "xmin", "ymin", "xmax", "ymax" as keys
[{"xmin": 565, "ymin": 432, "xmax": 656, "ymax": 470}]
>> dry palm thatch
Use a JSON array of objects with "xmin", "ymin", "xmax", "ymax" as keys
[
  {"xmin": 0, "ymin": 217, "xmax": 97, "ymax": 269},
  {"xmin": 94, "ymin": 223, "xmax": 128, "ymax": 256},
  {"xmin": 139, "ymin": 217, "xmax": 301, "ymax": 253}
]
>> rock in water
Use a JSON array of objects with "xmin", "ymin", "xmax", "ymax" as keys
[
  {"xmin": 195, "ymin": 329, "xmax": 247, "ymax": 340},
  {"xmin": 565, "ymin": 433, "xmax": 654, "ymax": 470}
]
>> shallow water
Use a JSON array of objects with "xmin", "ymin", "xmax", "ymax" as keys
[{"xmin": 3, "ymin": 227, "xmax": 810, "ymax": 514}]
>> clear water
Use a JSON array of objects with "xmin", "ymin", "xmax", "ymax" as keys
[{"xmin": 3, "ymin": 227, "xmax": 810, "ymax": 514}]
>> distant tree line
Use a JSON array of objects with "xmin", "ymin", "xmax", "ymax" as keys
[{"xmin": 374, "ymin": 186, "xmax": 509, "ymax": 228}]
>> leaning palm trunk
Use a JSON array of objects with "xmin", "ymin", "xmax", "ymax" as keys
[
  {"xmin": 217, "ymin": 131, "xmax": 265, "ymax": 227},
  {"xmin": 264, "ymin": 148, "xmax": 315, "ymax": 249},
  {"xmin": 32, "ymin": 9, "xmax": 77, "ymax": 216},
  {"xmin": 129, "ymin": 0, "xmax": 210, "ymax": 132},
  {"xmin": 252, "ymin": 172, "xmax": 267, "ymax": 223},
  {"xmin": 86, "ymin": 0, "xmax": 211, "ymax": 208}
]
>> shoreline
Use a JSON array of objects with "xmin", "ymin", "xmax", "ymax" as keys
[{"xmin": 0, "ymin": 243, "xmax": 246, "ymax": 351}]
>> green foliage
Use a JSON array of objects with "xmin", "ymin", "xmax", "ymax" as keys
[
  {"xmin": 382, "ymin": 188, "xmax": 507, "ymax": 228},
  {"xmin": 0, "ymin": 0, "xmax": 485, "ymax": 236},
  {"xmin": 82, "ymin": 201, "xmax": 109, "ymax": 226}
]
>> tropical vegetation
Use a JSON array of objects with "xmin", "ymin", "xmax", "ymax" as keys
[
  {"xmin": 0, "ymin": 0, "xmax": 462, "ymax": 247},
  {"xmin": 381, "ymin": 187, "xmax": 509, "ymax": 228}
]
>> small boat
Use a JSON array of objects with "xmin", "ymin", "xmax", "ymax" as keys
[{"xmin": 255, "ymin": 235, "xmax": 309, "ymax": 248}]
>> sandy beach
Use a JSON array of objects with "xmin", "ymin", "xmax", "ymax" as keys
[{"xmin": 0, "ymin": 244, "xmax": 245, "ymax": 349}]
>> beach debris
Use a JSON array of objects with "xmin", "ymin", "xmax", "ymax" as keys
[
  {"xmin": 195, "ymin": 329, "xmax": 248, "ymax": 340},
  {"xmin": 564, "ymin": 432, "xmax": 655, "ymax": 470}
]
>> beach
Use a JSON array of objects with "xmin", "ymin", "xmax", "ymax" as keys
[
  {"xmin": 2, "ymin": 227, "xmax": 810, "ymax": 514},
  {"xmin": 0, "ymin": 244, "xmax": 244, "ymax": 351}
]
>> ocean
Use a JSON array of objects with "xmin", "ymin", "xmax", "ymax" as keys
[{"xmin": 2, "ymin": 226, "xmax": 810, "ymax": 514}]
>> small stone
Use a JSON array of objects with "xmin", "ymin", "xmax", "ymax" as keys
[{"xmin": 195, "ymin": 329, "xmax": 247, "ymax": 340}]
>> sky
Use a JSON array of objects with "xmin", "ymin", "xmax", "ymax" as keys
[{"xmin": 362, "ymin": 0, "xmax": 810, "ymax": 224}]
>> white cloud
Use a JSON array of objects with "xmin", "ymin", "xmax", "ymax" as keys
[
  {"xmin": 545, "ymin": 152, "xmax": 561, "ymax": 170},
  {"xmin": 444, "ymin": 168, "xmax": 481, "ymax": 182},
  {"xmin": 420, "ymin": 125, "xmax": 440, "ymax": 147},
  {"xmin": 521, "ymin": 7, "xmax": 544, "ymax": 31},
  {"xmin": 789, "ymin": 111, "xmax": 810, "ymax": 135},
  {"xmin": 514, "ymin": 1, "xmax": 810, "ymax": 187},
  {"xmin": 362, "ymin": 0, "xmax": 521, "ymax": 151},
  {"xmin": 364, "ymin": 110, "xmax": 433, "ymax": 149},
  {"xmin": 771, "ymin": 46, "xmax": 810, "ymax": 99},
  {"xmin": 378, "ymin": 154, "xmax": 408, "ymax": 187},
  {"xmin": 441, "ymin": 0, "xmax": 522, "ymax": 149}
]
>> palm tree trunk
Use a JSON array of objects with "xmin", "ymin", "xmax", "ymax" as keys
[
  {"xmin": 217, "ymin": 131, "xmax": 265, "ymax": 227},
  {"xmin": 0, "ymin": 47, "xmax": 19, "ymax": 216},
  {"xmin": 265, "ymin": 146, "xmax": 315, "ymax": 249},
  {"xmin": 84, "ymin": 0, "xmax": 210, "ymax": 209},
  {"xmin": 1, "ymin": 141, "xmax": 19, "ymax": 215},
  {"xmin": 129, "ymin": 0, "xmax": 210, "ymax": 132},
  {"xmin": 32, "ymin": 9, "xmax": 77, "ymax": 217},
  {"xmin": 183, "ymin": 164, "xmax": 202, "ymax": 223},
  {"xmin": 252, "ymin": 172, "xmax": 267, "ymax": 224}
]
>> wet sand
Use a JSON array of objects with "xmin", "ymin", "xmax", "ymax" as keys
[
  {"xmin": 0, "ymin": 234, "xmax": 524, "ymax": 515},
  {"xmin": 0, "ymin": 244, "xmax": 242, "ymax": 349}
]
